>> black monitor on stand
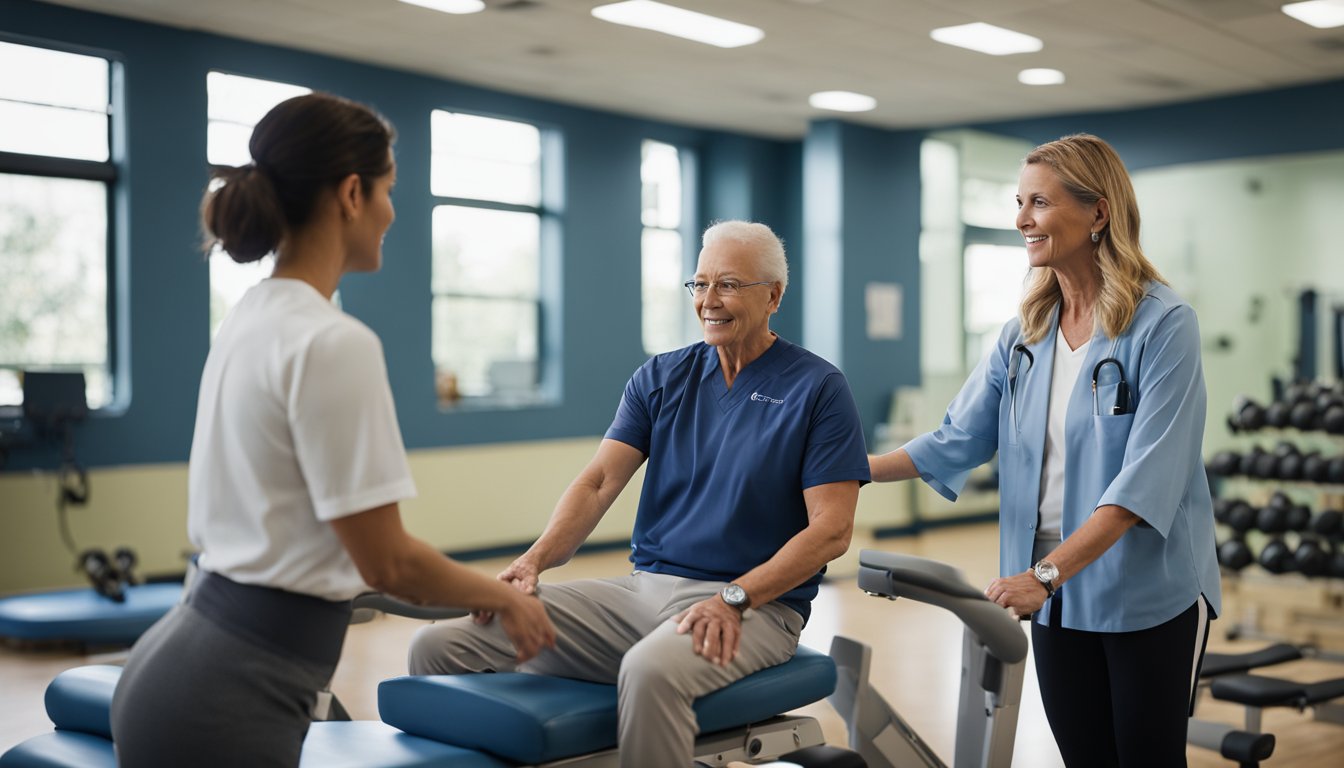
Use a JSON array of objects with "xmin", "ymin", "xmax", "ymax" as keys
[{"xmin": 22, "ymin": 371, "xmax": 89, "ymax": 436}]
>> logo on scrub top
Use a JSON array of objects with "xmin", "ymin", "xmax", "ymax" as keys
[{"xmin": 750, "ymin": 392, "xmax": 784, "ymax": 405}]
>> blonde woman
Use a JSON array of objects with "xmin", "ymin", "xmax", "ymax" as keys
[{"xmin": 869, "ymin": 134, "xmax": 1219, "ymax": 766}]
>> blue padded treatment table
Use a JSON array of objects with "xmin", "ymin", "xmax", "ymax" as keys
[
  {"xmin": 0, "ymin": 583, "xmax": 182, "ymax": 646},
  {"xmin": 3, "ymin": 647, "xmax": 837, "ymax": 767},
  {"xmin": 0, "ymin": 666, "xmax": 507, "ymax": 768},
  {"xmin": 377, "ymin": 644, "xmax": 838, "ymax": 764}
]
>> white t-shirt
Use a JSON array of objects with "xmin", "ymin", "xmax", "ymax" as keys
[
  {"xmin": 1037, "ymin": 328, "xmax": 1090, "ymax": 539},
  {"xmin": 189, "ymin": 278, "xmax": 416, "ymax": 600}
]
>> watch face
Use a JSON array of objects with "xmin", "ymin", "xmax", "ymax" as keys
[
  {"xmin": 722, "ymin": 584, "xmax": 747, "ymax": 606},
  {"xmin": 1035, "ymin": 561, "xmax": 1059, "ymax": 583}
]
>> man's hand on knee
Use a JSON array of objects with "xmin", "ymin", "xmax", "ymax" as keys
[
  {"xmin": 675, "ymin": 597, "xmax": 743, "ymax": 667},
  {"xmin": 473, "ymin": 556, "xmax": 542, "ymax": 625}
]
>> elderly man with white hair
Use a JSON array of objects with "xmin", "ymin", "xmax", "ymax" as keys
[{"xmin": 409, "ymin": 220, "xmax": 870, "ymax": 768}]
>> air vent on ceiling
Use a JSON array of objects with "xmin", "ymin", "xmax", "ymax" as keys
[
  {"xmin": 1311, "ymin": 36, "xmax": 1344, "ymax": 51},
  {"xmin": 492, "ymin": 0, "xmax": 544, "ymax": 10}
]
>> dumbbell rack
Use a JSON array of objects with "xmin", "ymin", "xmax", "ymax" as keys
[{"xmin": 1211, "ymin": 382, "xmax": 1344, "ymax": 650}]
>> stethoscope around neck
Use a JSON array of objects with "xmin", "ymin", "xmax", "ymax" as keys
[{"xmin": 1007, "ymin": 341, "xmax": 1131, "ymax": 426}]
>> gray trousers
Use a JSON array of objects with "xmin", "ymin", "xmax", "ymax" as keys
[
  {"xmin": 407, "ymin": 571, "xmax": 803, "ymax": 768},
  {"xmin": 111, "ymin": 603, "xmax": 336, "ymax": 768}
]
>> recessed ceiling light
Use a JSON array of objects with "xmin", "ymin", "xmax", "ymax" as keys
[
  {"xmin": 396, "ymin": 0, "xmax": 486, "ymax": 14},
  {"xmin": 591, "ymin": 1, "xmax": 765, "ymax": 48},
  {"xmin": 1018, "ymin": 68, "xmax": 1065, "ymax": 85},
  {"xmin": 809, "ymin": 91, "xmax": 877, "ymax": 112},
  {"xmin": 1281, "ymin": 1, "xmax": 1344, "ymax": 28},
  {"xmin": 930, "ymin": 22, "xmax": 1043, "ymax": 55}
]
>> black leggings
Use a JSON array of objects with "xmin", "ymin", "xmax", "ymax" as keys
[{"xmin": 1032, "ymin": 596, "xmax": 1209, "ymax": 768}]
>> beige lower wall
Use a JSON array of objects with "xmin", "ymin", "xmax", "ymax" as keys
[{"xmin": 0, "ymin": 437, "xmax": 923, "ymax": 596}]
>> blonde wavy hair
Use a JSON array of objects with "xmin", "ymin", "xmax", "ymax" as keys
[{"xmin": 1017, "ymin": 134, "xmax": 1166, "ymax": 344}]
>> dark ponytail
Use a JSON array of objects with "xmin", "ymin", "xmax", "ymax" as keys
[{"xmin": 202, "ymin": 92, "xmax": 395, "ymax": 264}]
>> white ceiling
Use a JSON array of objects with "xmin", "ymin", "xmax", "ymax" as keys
[{"xmin": 38, "ymin": 0, "xmax": 1344, "ymax": 138}]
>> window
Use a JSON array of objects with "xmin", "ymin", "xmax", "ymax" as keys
[
  {"xmin": 961, "ymin": 175, "xmax": 1026, "ymax": 370},
  {"xmin": 206, "ymin": 72, "xmax": 311, "ymax": 337},
  {"xmin": 430, "ymin": 111, "xmax": 546, "ymax": 405},
  {"xmin": 0, "ymin": 41, "xmax": 115, "ymax": 409},
  {"xmin": 920, "ymin": 132, "xmax": 1031, "ymax": 377},
  {"xmin": 641, "ymin": 140, "xmax": 693, "ymax": 355},
  {"xmin": 963, "ymin": 244, "xmax": 1028, "ymax": 366}
]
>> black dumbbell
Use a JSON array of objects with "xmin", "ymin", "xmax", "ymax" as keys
[
  {"xmin": 1239, "ymin": 446, "xmax": 1265, "ymax": 476},
  {"xmin": 114, "ymin": 546, "xmax": 140, "ymax": 587},
  {"xmin": 77, "ymin": 549, "xmax": 126, "ymax": 603},
  {"xmin": 1258, "ymin": 539, "xmax": 1296, "ymax": 574},
  {"xmin": 1252, "ymin": 447, "xmax": 1280, "ymax": 479},
  {"xmin": 1275, "ymin": 443, "xmax": 1305, "ymax": 480},
  {"xmin": 1294, "ymin": 539, "xmax": 1332, "ymax": 577},
  {"xmin": 1302, "ymin": 451, "xmax": 1329, "ymax": 483},
  {"xmin": 1218, "ymin": 539, "xmax": 1253, "ymax": 571},
  {"xmin": 1324, "ymin": 404, "xmax": 1344, "ymax": 435},
  {"xmin": 1257, "ymin": 505, "xmax": 1289, "ymax": 534},
  {"xmin": 1286, "ymin": 503, "xmax": 1312, "ymax": 532},
  {"xmin": 1329, "ymin": 457, "xmax": 1344, "ymax": 486},
  {"xmin": 1265, "ymin": 401, "xmax": 1292, "ymax": 429},
  {"xmin": 1260, "ymin": 492, "xmax": 1310, "ymax": 531},
  {"xmin": 1226, "ymin": 501, "xmax": 1257, "ymax": 533},
  {"xmin": 1210, "ymin": 450, "xmax": 1242, "ymax": 477},
  {"xmin": 1311, "ymin": 509, "xmax": 1343, "ymax": 537},
  {"xmin": 1229, "ymin": 397, "xmax": 1267, "ymax": 432},
  {"xmin": 1289, "ymin": 401, "xmax": 1318, "ymax": 431},
  {"xmin": 1284, "ymin": 382, "xmax": 1312, "ymax": 405}
]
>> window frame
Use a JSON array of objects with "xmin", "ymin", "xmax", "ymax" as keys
[
  {"xmin": 429, "ymin": 109, "xmax": 555, "ymax": 408},
  {"xmin": 639, "ymin": 138, "xmax": 698, "ymax": 357},
  {"xmin": 0, "ymin": 34, "xmax": 122, "ymax": 413}
]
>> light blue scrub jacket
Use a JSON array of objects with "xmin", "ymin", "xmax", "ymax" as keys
[{"xmin": 904, "ymin": 282, "xmax": 1222, "ymax": 632}]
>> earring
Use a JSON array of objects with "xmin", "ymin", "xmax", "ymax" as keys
[{"xmin": 1090, "ymin": 231, "xmax": 1100, "ymax": 243}]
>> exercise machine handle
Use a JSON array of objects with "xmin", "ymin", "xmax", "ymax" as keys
[
  {"xmin": 352, "ymin": 592, "xmax": 469, "ymax": 621},
  {"xmin": 857, "ymin": 550, "xmax": 1028, "ymax": 665}
]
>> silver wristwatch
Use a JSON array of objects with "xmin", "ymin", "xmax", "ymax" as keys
[
  {"xmin": 1031, "ymin": 560, "xmax": 1059, "ymax": 597},
  {"xmin": 720, "ymin": 583, "xmax": 749, "ymax": 611}
]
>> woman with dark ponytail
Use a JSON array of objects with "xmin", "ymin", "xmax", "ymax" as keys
[{"xmin": 111, "ymin": 93, "xmax": 554, "ymax": 768}]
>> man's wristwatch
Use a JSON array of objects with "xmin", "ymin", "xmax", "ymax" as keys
[
  {"xmin": 1031, "ymin": 560, "xmax": 1059, "ymax": 597},
  {"xmin": 721, "ymin": 583, "xmax": 750, "ymax": 611}
]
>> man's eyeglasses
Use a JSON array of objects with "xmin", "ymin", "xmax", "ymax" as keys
[{"xmin": 683, "ymin": 279, "xmax": 772, "ymax": 298}]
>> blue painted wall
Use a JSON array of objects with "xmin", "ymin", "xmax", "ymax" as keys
[
  {"xmin": 802, "ymin": 121, "xmax": 921, "ymax": 439},
  {"xmin": 1, "ymin": 0, "xmax": 805, "ymax": 469}
]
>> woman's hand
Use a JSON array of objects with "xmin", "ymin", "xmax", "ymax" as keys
[
  {"xmin": 472, "ymin": 555, "xmax": 542, "ymax": 625},
  {"xmin": 985, "ymin": 571, "xmax": 1048, "ymax": 618},
  {"xmin": 675, "ymin": 596, "xmax": 744, "ymax": 667},
  {"xmin": 494, "ymin": 589, "xmax": 556, "ymax": 663}
]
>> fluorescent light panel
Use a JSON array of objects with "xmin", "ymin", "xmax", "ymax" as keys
[
  {"xmin": 397, "ymin": 0, "xmax": 485, "ymax": 14},
  {"xmin": 809, "ymin": 91, "xmax": 877, "ymax": 112},
  {"xmin": 1281, "ymin": 1, "xmax": 1344, "ymax": 28},
  {"xmin": 1018, "ymin": 68, "xmax": 1065, "ymax": 85},
  {"xmin": 930, "ymin": 22, "xmax": 1043, "ymax": 55},
  {"xmin": 591, "ymin": 1, "xmax": 764, "ymax": 48}
]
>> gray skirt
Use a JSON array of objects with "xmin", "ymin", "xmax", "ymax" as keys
[{"xmin": 110, "ymin": 571, "xmax": 352, "ymax": 768}]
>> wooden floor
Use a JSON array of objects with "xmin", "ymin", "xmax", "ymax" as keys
[{"xmin": 3, "ymin": 522, "xmax": 1343, "ymax": 766}]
